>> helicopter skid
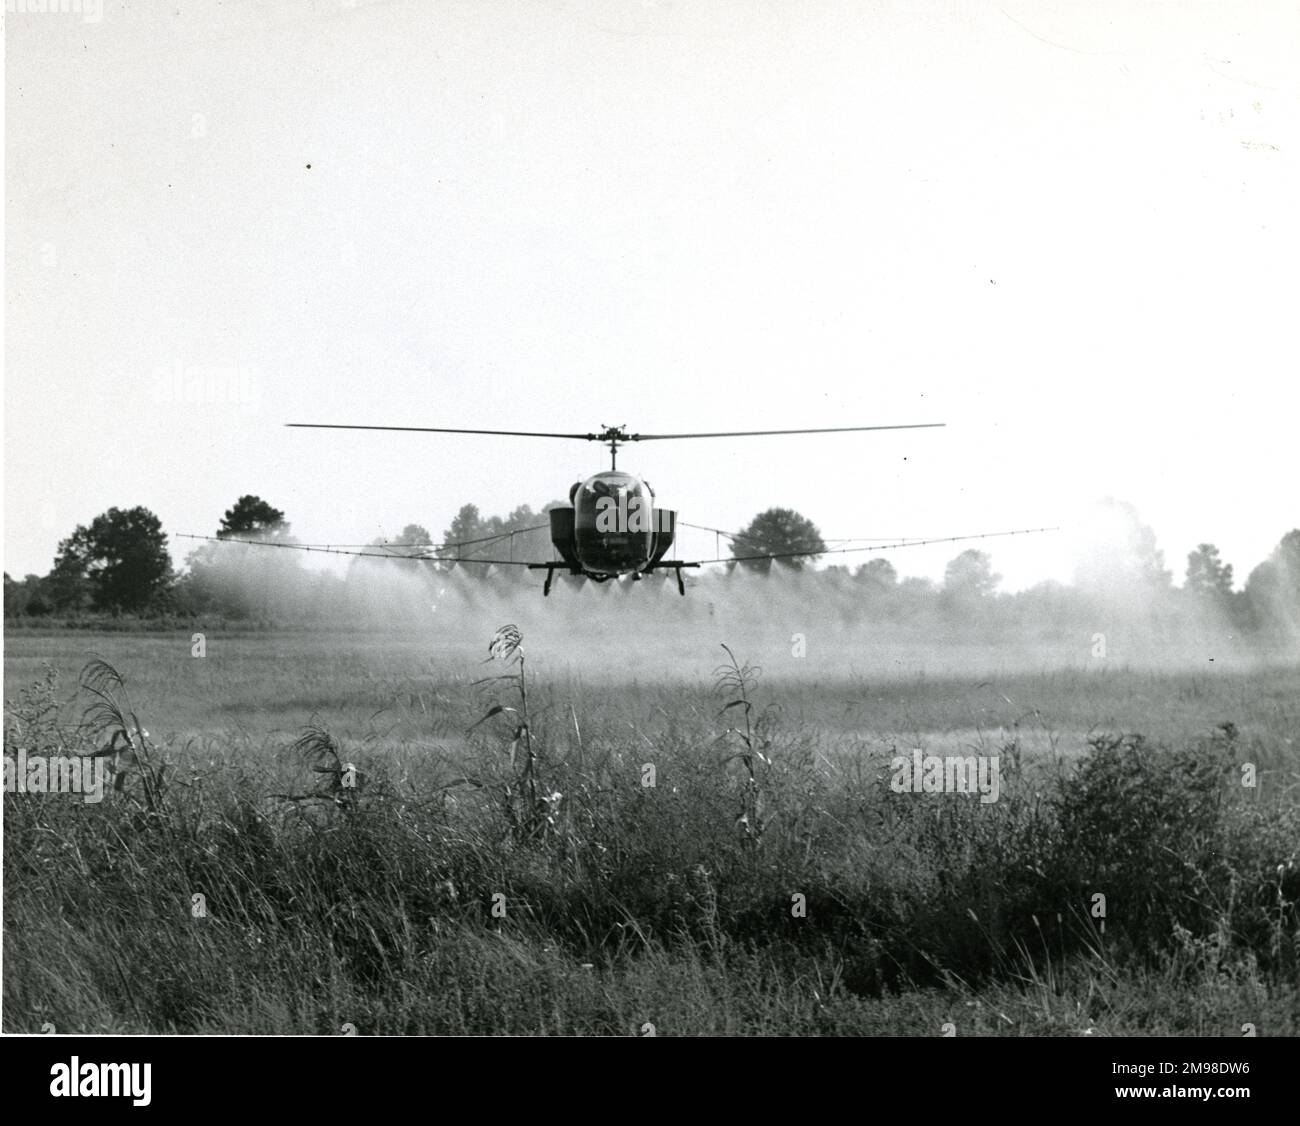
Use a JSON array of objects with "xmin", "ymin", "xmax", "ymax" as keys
[{"xmin": 528, "ymin": 560, "xmax": 699, "ymax": 596}]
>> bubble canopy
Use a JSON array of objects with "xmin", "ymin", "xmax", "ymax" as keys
[{"xmin": 572, "ymin": 471, "xmax": 659, "ymax": 573}]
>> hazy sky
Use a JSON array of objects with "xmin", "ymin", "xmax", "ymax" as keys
[{"xmin": 5, "ymin": 0, "xmax": 1297, "ymax": 591}]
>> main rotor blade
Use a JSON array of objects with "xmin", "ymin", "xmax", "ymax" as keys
[
  {"xmin": 631, "ymin": 423, "xmax": 945, "ymax": 440},
  {"xmin": 285, "ymin": 424, "xmax": 597, "ymax": 439}
]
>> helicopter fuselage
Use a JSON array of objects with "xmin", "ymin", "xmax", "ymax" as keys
[{"xmin": 532, "ymin": 470, "xmax": 694, "ymax": 594}]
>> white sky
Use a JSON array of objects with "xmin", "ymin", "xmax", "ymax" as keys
[{"xmin": 5, "ymin": 0, "xmax": 1298, "ymax": 591}]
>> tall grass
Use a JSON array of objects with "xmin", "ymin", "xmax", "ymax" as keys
[{"xmin": 4, "ymin": 634, "xmax": 1298, "ymax": 1034}]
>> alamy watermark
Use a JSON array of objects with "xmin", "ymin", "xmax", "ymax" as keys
[
  {"xmin": 890, "ymin": 750, "xmax": 1000, "ymax": 804},
  {"xmin": 4, "ymin": 748, "xmax": 106, "ymax": 804},
  {"xmin": 593, "ymin": 494, "xmax": 673, "ymax": 534},
  {"xmin": 50, "ymin": 1057, "xmax": 150, "ymax": 1106},
  {"xmin": 6, "ymin": 0, "xmax": 103, "ymax": 24},
  {"xmin": 151, "ymin": 360, "xmax": 261, "ymax": 414}
]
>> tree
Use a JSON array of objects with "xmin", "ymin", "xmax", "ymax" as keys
[
  {"xmin": 362, "ymin": 523, "xmax": 433, "ymax": 556},
  {"xmin": 944, "ymin": 549, "xmax": 1000, "ymax": 599},
  {"xmin": 439, "ymin": 504, "xmax": 484, "ymax": 562},
  {"xmin": 349, "ymin": 523, "xmax": 436, "ymax": 581},
  {"xmin": 44, "ymin": 546, "xmax": 92, "ymax": 612},
  {"xmin": 1073, "ymin": 498, "xmax": 1172, "ymax": 592},
  {"xmin": 4, "ymin": 573, "xmax": 51, "ymax": 617},
  {"xmin": 438, "ymin": 503, "xmax": 550, "ymax": 578},
  {"xmin": 394, "ymin": 524, "xmax": 432, "ymax": 546},
  {"xmin": 3, "ymin": 573, "xmax": 20, "ymax": 616},
  {"xmin": 181, "ymin": 497, "xmax": 299, "ymax": 618},
  {"xmin": 1185, "ymin": 544, "xmax": 1233, "ymax": 600},
  {"xmin": 856, "ymin": 557, "xmax": 897, "ymax": 591},
  {"xmin": 51, "ymin": 507, "xmax": 172, "ymax": 612},
  {"xmin": 1244, "ymin": 529, "xmax": 1300, "ymax": 636},
  {"xmin": 219, "ymin": 495, "xmax": 289, "ymax": 539},
  {"xmin": 731, "ymin": 508, "xmax": 826, "ymax": 572}
]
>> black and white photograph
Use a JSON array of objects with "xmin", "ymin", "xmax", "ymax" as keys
[{"xmin": 2, "ymin": 0, "xmax": 1296, "ymax": 1100}]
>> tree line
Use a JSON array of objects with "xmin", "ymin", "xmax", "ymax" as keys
[{"xmin": 4, "ymin": 494, "xmax": 1299, "ymax": 638}]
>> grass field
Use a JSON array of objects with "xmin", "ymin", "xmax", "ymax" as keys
[{"xmin": 4, "ymin": 624, "xmax": 1299, "ymax": 1034}]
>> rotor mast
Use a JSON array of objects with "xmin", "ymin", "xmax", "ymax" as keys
[{"xmin": 597, "ymin": 425, "xmax": 631, "ymax": 470}]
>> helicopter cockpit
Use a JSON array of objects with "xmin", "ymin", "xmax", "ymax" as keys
[{"xmin": 572, "ymin": 471, "xmax": 657, "ymax": 572}]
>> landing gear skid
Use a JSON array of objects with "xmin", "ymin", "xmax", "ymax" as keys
[
  {"xmin": 647, "ymin": 561, "xmax": 698, "ymax": 596},
  {"xmin": 530, "ymin": 561, "xmax": 584, "ymax": 596},
  {"xmin": 530, "ymin": 561, "xmax": 698, "ymax": 596},
  {"xmin": 531, "ymin": 562, "xmax": 574, "ymax": 596}
]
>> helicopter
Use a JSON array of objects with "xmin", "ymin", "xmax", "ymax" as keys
[{"xmin": 180, "ymin": 421, "xmax": 1057, "ymax": 596}]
